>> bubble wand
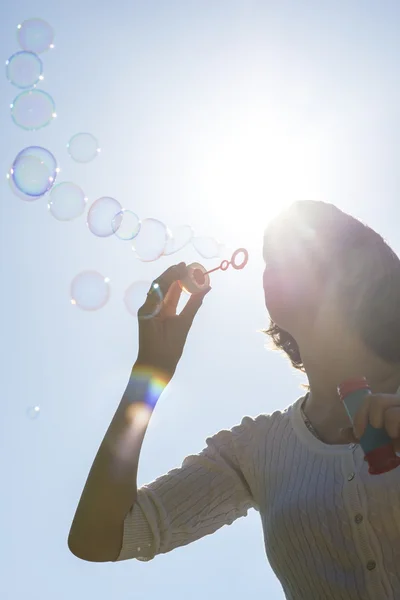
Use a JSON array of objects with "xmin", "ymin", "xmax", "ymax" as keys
[{"xmin": 179, "ymin": 248, "xmax": 249, "ymax": 294}]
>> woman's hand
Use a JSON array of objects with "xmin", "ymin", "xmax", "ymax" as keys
[
  {"xmin": 341, "ymin": 393, "xmax": 400, "ymax": 452},
  {"xmin": 135, "ymin": 262, "xmax": 211, "ymax": 377}
]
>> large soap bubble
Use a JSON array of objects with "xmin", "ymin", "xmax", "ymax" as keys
[
  {"xmin": 112, "ymin": 209, "xmax": 141, "ymax": 240},
  {"xmin": 67, "ymin": 133, "xmax": 100, "ymax": 163},
  {"xmin": 163, "ymin": 225, "xmax": 194, "ymax": 255},
  {"xmin": 48, "ymin": 182, "xmax": 87, "ymax": 221},
  {"xmin": 70, "ymin": 271, "xmax": 110, "ymax": 311},
  {"xmin": 191, "ymin": 236, "xmax": 222, "ymax": 259},
  {"xmin": 17, "ymin": 19, "xmax": 55, "ymax": 54},
  {"xmin": 11, "ymin": 146, "xmax": 58, "ymax": 197},
  {"xmin": 6, "ymin": 51, "xmax": 43, "ymax": 89},
  {"xmin": 87, "ymin": 197, "xmax": 123, "ymax": 237},
  {"xmin": 132, "ymin": 218, "xmax": 169, "ymax": 262},
  {"xmin": 11, "ymin": 89, "xmax": 56, "ymax": 130}
]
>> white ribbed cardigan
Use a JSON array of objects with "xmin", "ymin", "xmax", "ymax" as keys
[{"xmin": 117, "ymin": 396, "xmax": 400, "ymax": 600}]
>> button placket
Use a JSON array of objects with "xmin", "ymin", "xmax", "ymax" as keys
[{"xmin": 340, "ymin": 448, "xmax": 385, "ymax": 599}]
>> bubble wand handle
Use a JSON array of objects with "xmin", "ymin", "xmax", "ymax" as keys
[
  {"xmin": 203, "ymin": 247, "xmax": 249, "ymax": 276},
  {"xmin": 338, "ymin": 377, "xmax": 400, "ymax": 475},
  {"xmin": 203, "ymin": 265, "xmax": 221, "ymax": 276}
]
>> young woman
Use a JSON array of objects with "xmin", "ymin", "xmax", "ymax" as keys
[{"xmin": 68, "ymin": 200, "xmax": 400, "ymax": 599}]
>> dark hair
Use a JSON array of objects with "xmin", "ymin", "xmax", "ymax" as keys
[
  {"xmin": 264, "ymin": 322, "xmax": 305, "ymax": 372},
  {"xmin": 263, "ymin": 201, "xmax": 400, "ymax": 368}
]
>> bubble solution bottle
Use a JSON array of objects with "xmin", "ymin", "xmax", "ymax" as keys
[{"xmin": 338, "ymin": 377, "xmax": 400, "ymax": 475}]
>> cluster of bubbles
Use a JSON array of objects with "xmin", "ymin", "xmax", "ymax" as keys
[
  {"xmin": 7, "ymin": 19, "xmax": 56, "ymax": 130},
  {"xmin": 70, "ymin": 226, "xmax": 222, "ymax": 315},
  {"xmin": 5, "ymin": 18, "xmax": 101, "ymax": 203},
  {"xmin": 6, "ymin": 19, "xmax": 226, "ymax": 420}
]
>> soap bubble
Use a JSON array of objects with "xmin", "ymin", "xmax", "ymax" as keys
[
  {"xmin": 27, "ymin": 405, "xmax": 41, "ymax": 420},
  {"xmin": 132, "ymin": 218, "xmax": 169, "ymax": 262},
  {"xmin": 48, "ymin": 182, "xmax": 87, "ymax": 221},
  {"xmin": 192, "ymin": 236, "xmax": 222, "ymax": 259},
  {"xmin": 6, "ymin": 51, "xmax": 43, "ymax": 89},
  {"xmin": 164, "ymin": 225, "xmax": 194, "ymax": 255},
  {"xmin": 17, "ymin": 19, "xmax": 54, "ymax": 54},
  {"xmin": 67, "ymin": 133, "xmax": 100, "ymax": 163},
  {"xmin": 7, "ymin": 169, "xmax": 44, "ymax": 201},
  {"xmin": 11, "ymin": 146, "xmax": 58, "ymax": 196},
  {"xmin": 12, "ymin": 155, "xmax": 49, "ymax": 196},
  {"xmin": 70, "ymin": 271, "xmax": 110, "ymax": 311},
  {"xmin": 112, "ymin": 209, "xmax": 141, "ymax": 240},
  {"xmin": 124, "ymin": 280, "xmax": 163, "ymax": 318},
  {"xmin": 87, "ymin": 197, "xmax": 122, "ymax": 237},
  {"xmin": 11, "ymin": 89, "xmax": 56, "ymax": 130}
]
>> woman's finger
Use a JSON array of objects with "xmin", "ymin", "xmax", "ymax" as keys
[
  {"xmin": 368, "ymin": 394, "xmax": 400, "ymax": 430},
  {"xmin": 138, "ymin": 263, "xmax": 187, "ymax": 318},
  {"xmin": 180, "ymin": 286, "xmax": 211, "ymax": 328},
  {"xmin": 153, "ymin": 262, "xmax": 187, "ymax": 298},
  {"xmin": 383, "ymin": 406, "xmax": 400, "ymax": 439},
  {"xmin": 162, "ymin": 281, "xmax": 183, "ymax": 317}
]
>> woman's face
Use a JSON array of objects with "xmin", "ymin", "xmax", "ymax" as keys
[{"xmin": 262, "ymin": 201, "xmax": 337, "ymax": 331}]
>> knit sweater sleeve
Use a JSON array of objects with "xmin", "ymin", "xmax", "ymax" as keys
[{"xmin": 116, "ymin": 415, "xmax": 266, "ymax": 562}]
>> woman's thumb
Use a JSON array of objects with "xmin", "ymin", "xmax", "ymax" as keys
[{"xmin": 180, "ymin": 286, "xmax": 211, "ymax": 325}]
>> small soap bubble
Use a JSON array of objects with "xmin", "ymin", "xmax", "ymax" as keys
[
  {"xmin": 67, "ymin": 133, "xmax": 100, "ymax": 163},
  {"xmin": 124, "ymin": 280, "xmax": 163, "ymax": 318},
  {"xmin": 163, "ymin": 225, "xmax": 194, "ymax": 255},
  {"xmin": 6, "ymin": 51, "xmax": 43, "ymax": 89},
  {"xmin": 191, "ymin": 236, "xmax": 222, "ymax": 259},
  {"xmin": 112, "ymin": 209, "xmax": 141, "ymax": 240},
  {"xmin": 87, "ymin": 197, "xmax": 122, "ymax": 237},
  {"xmin": 48, "ymin": 182, "xmax": 87, "ymax": 221},
  {"xmin": 70, "ymin": 271, "xmax": 110, "ymax": 311},
  {"xmin": 17, "ymin": 19, "xmax": 55, "ymax": 54},
  {"xmin": 11, "ymin": 89, "xmax": 56, "ymax": 130},
  {"xmin": 132, "ymin": 218, "xmax": 169, "ymax": 262},
  {"xmin": 11, "ymin": 146, "xmax": 58, "ymax": 196},
  {"xmin": 27, "ymin": 405, "xmax": 40, "ymax": 420}
]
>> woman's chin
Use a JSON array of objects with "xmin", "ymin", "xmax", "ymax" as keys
[{"xmin": 265, "ymin": 301, "xmax": 292, "ymax": 330}]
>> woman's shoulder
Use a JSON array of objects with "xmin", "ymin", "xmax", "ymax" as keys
[
  {"xmin": 206, "ymin": 397, "xmax": 301, "ymax": 454},
  {"xmin": 237, "ymin": 397, "xmax": 300, "ymax": 433}
]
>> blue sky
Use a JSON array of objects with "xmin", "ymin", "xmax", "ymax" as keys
[{"xmin": 2, "ymin": 1, "xmax": 400, "ymax": 599}]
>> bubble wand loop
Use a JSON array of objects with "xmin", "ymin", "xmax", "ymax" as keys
[
  {"xmin": 203, "ymin": 248, "xmax": 249, "ymax": 275},
  {"xmin": 179, "ymin": 248, "xmax": 249, "ymax": 294}
]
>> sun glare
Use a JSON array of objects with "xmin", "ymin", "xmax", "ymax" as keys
[{"xmin": 200, "ymin": 113, "xmax": 324, "ymax": 248}]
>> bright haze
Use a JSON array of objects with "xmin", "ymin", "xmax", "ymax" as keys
[{"xmin": 1, "ymin": 2, "xmax": 400, "ymax": 599}]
